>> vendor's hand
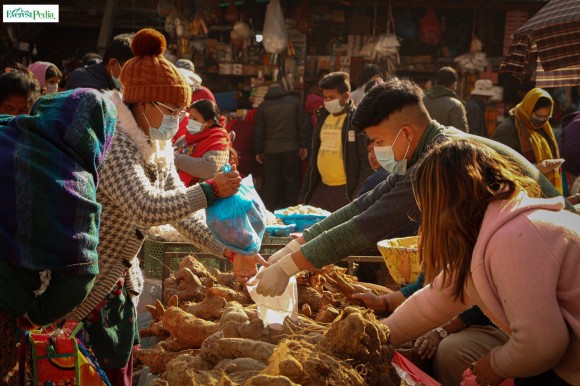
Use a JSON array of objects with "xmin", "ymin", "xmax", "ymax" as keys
[
  {"xmin": 248, "ymin": 254, "xmax": 301, "ymax": 296},
  {"xmin": 256, "ymin": 154, "xmax": 264, "ymax": 164},
  {"xmin": 351, "ymin": 292, "xmax": 386, "ymax": 311},
  {"xmin": 471, "ymin": 352, "xmax": 505, "ymax": 386},
  {"xmin": 414, "ymin": 330, "xmax": 442, "ymax": 359},
  {"xmin": 298, "ymin": 148, "xmax": 308, "ymax": 160},
  {"xmin": 535, "ymin": 158, "xmax": 565, "ymax": 173},
  {"xmin": 213, "ymin": 165, "xmax": 241, "ymax": 198},
  {"xmin": 267, "ymin": 239, "xmax": 302, "ymax": 264},
  {"xmin": 233, "ymin": 253, "xmax": 269, "ymax": 283}
]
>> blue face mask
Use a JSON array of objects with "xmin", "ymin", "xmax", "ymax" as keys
[
  {"xmin": 373, "ymin": 129, "xmax": 410, "ymax": 175},
  {"xmin": 144, "ymin": 104, "xmax": 180, "ymax": 141}
]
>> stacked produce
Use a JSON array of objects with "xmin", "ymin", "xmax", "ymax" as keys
[{"xmin": 138, "ymin": 255, "xmax": 400, "ymax": 386}]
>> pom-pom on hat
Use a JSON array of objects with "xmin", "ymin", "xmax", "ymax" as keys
[{"xmin": 120, "ymin": 28, "xmax": 191, "ymax": 107}]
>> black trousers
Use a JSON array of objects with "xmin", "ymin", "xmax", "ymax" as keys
[{"xmin": 262, "ymin": 151, "xmax": 300, "ymax": 211}]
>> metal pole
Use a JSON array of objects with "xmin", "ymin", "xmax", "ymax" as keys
[{"xmin": 97, "ymin": 0, "xmax": 118, "ymax": 57}]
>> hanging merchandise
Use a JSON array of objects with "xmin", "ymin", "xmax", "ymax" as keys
[
  {"xmin": 362, "ymin": 1, "xmax": 400, "ymax": 74},
  {"xmin": 295, "ymin": 0, "xmax": 314, "ymax": 34},
  {"xmin": 225, "ymin": 0, "xmax": 240, "ymax": 25},
  {"xmin": 190, "ymin": 11, "xmax": 209, "ymax": 37},
  {"xmin": 454, "ymin": 35, "xmax": 489, "ymax": 73},
  {"xmin": 197, "ymin": 0, "xmax": 222, "ymax": 25},
  {"xmin": 419, "ymin": 8, "xmax": 442, "ymax": 45},
  {"xmin": 262, "ymin": 0, "xmax": 288, "ymax": 54},
  {"xmin": 164, "ymin": 11, "xmax": 177, "ymax": 38},
  {"xmin": 231, "ymin": 21, "xmax": 251, "ymax": 40},
  {"xmin": 396, "ymin": 9, "xmax": 418, "ymax": 39}
]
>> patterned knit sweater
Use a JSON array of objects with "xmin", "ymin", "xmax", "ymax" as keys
[{"xmin": 68, "ymin": 91, "xmax": 225, "ymax": 320}]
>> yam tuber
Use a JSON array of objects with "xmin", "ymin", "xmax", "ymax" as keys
[
  {"xmin": 208, "ymin": 285, "xmax": 252, "ymax": 304},
  {"xmin": 135, "ymin": 348, "xmax": 196, "ymax": 374},
  {"xmin": 181, "ymin": 295, "xmax": 227, "ymax": 321},
  {"xmin": 162, "ymin": 307, "xmax": 220, "ymax": 348},
  {"xmin": 214, "ymin": 338, "xmax": 275, "ymax": 364}
]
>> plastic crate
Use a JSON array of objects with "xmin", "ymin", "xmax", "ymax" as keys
[
  {"xmin": 260, "ymin": 235, "xmax": 292, "ymax": 257},
  {"xmin": 142, "ymin": 235, "xmax": 292, "ymax": 280},
  {"xmin": 143, "ymin": 238, "xmax": 201, "ymax": 280}
]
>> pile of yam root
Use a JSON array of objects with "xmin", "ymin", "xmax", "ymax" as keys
[{"xmin": 138, "ymin": 255, "xmax": 401, "ymax": 386}]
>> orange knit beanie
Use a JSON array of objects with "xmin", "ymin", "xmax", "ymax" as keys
[{"xmin": 120, "ymin": 28, "xmax": 191, "ymax": 107}]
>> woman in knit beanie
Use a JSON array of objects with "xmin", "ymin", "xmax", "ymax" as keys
[{"xmin": 64, "ymin": 28, "xmax": 266, "ymax": 385}]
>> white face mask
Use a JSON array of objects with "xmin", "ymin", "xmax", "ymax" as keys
[
  {"xmin": 187, "ymin": 119, "xmax": 204, "ymax": 134},
  {"xmin": 324, "ymin": 98, "xmax": 344, "ymax": 114},
  {"xmin": 46, "ymin": 83, "xmax": 58, "ymax": 94},
  {"xmin": 111, "ymin": 61, "xmax": 123, "ymax": 90},
  {"xmin": 373, "ymin": 129, "xmax": 410, "ymax": 175},
  {"xmin": 144, "ymin": 104, "xmax": 180, "ymax": 141}
]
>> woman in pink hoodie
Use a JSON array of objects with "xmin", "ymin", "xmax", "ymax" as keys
[{"xmin": 384, "ymin": 139, "xmax": 579, "ymax": 386}]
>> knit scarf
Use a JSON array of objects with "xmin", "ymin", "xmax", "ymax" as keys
[
  {"xmin": 512, "ymin": 89, "xmax": 562, "ymax": 192},
  {"xmin": 176, "ymin": 126, "xmax": 230, "ymax": 186},
  {"xmin": 0, "ymin": 89, "xmax": 116, "ymax": 274}
]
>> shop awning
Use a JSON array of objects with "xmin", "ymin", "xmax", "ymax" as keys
[{"xmin": 501, "ymin": 0, "xmax": 580, "ymax": 80}]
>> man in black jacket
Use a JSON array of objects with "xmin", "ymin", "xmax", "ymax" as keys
[
  {"xmin": 299, "ymin": 71, "xmax": 373, "ymax": 212},
  {"xmin": 66, "ymin": 35, "xmax": 133, "ymax": 91},
  {"xmin": 254, "ymin": 83, "xmax": 310, "ymax": 210}
]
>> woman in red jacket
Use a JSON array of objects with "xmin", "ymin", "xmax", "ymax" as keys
[{"xmin": 174, "ymin": 99, "xmax": 235, "ymax": 186}]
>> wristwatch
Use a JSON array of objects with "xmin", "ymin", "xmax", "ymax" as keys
[{"xmin": 435, "ymin": 327, "xmax": 448, "ymax": 339}]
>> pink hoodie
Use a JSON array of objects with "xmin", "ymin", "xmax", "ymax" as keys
[
  {"xmin": 28, "ymin": 61, "xmax": 52, "ymax": 88},
  {"xmin": 385, "ymin": 192, "xmax": 580, "ymax": 384}
]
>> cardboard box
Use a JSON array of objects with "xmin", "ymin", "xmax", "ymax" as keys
[{"xmin": 232, "ymin": 64, "xmax": 243, "ymax": 75}]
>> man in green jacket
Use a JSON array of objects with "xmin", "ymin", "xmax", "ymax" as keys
[
  {"xmin": 423, "ymin": 66, "xmax": 468, "ymax": 132},
  {"xmin": 250, "ymin": 77, "xmax": 574, "ymax": 296}
]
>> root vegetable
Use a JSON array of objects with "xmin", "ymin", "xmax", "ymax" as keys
[
  {"xmin": 200, "ymin": 331, "xmax": 224, "ymax": 364},
  {"xmin": 300, "ymin": 303, "xmax": 312, "ymax": 318},
  {"xmin": 164, "ymin": 354, "xmax": 235, "ymax": 386},
  {"xmin": 135, "ymin": 348, "xmax": 196, "ymax": 374},
  {"xmin": 262, "ymin": 339, "xmax": 365, "ymax": 386},
  {"xmin": 314, "ymin": 306, "xmax": 340, "ymax": 323},
  {"xmin": 178, "ymin": 255, "xmax": 213, "ymax": 279},
  {"xmin": 181, "ymin": 295, "xmax": 227, "ymax": 321},
  {"xmin": 162, "ymin": 307, "xmax": 220, "ymax": 348},
  {"xmin": 208, "ymin": 285, "xmax": 251, "ymax": 304},
  {"xmin": 214, "ymin": 338, "xmax": 275, "ymax": 363},
  {"xmin": 214, "ymin": 358, "xmax": 266, "ymax": 373},
  {"xmin": 220, "ymin": 302, "xmax": 249, "ymax": 325},
  {"xmin": 244, "ymin": 375, "xmax": 299, "ymax": 386},
  {"xmin": 297, "ymin": 286, "xmax": 323, "ymax": 311}
]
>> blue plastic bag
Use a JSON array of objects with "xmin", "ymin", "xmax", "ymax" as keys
[{"xmin": 206, "ymin": 169, "xmax": 267, "ymax": 255}]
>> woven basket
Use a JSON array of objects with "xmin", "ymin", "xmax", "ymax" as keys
[{"xmin": 377, "ymin": 236, "xmax": 421, "ymax": 285}]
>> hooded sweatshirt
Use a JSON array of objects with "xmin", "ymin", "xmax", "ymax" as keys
[
  {"xmin": 385, "ymin": 192, "xmax": 580, "ymax": 384},
  {"xmin": 423, "ymin": 85, "xmax": 468, "ymax": 132}
]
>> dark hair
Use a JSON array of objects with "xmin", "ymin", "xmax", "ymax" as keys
[
  {"xmin": 82, "ymin": 52, "xmax": 102, "ymax": 66},
  {"xmin": 316, "ymin": 68, "xmax": 330, "ymax": 80},
  {"xmin": 190, "ymin": 99, "xmax": 222, "ymax": 127},
  {"xmin": 363, "ymin": 78, "xmax": 381, "ymax": 94},
  {"xmin": 352, "ymin": 77, "xmax": 424, "ymax": 132},
  {"xmin": 533, "ymin": 96, "xmax": 553, "ymax": 112},
  {"xmin": 319, "ymin": 71, "xmax": 351, "ymax": 94},
  {"xmin": 414, "ymin": 139, "xmax": 540, "ymax": 302},
  {"xmin": 436, "ymin": 66, "xmax": 458, "ymax": 87},
  {"xmin": 103, "ymin": 36, "xmax": 133, "ymax": 65},
  {"xmin": 355, "ymin": 64, "xmax": 383, "ymax": 89},
  {"xmin": 0, "ymin": 63, "xmax": 41, "ymax": 104},
  {"xmin": 45, "ymin": 64, "xmax": 62, "ymax": 80}
]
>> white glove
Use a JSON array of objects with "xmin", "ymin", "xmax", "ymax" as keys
[
  {"xmin": 251, "ymin": 254, "xmax": 301, "ymax": 297},
  {"xmin": 267, "ymin": 239, "xmax": 301, "ymax": 264}
]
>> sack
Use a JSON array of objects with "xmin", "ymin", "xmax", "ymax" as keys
[
  {"xmin": 391, "ymin": 351, "xmax": 441, "ymax": 386},
  {"xmin": 206, "ymin": 168, "xmax": 266, "ymax": 255},
  {"xmin": 262, "ymin": 0, "xmax": 287, "ymax": 53},
  {"xmin": 419, "ymin": 8, "xmax": 442, "ymax": 45},
  {"xmin": 28, "ymin": 321, "xmax": 111, "ymax": 386},
  {"xmin": 460, "ymin": 368, "xmax": 514, "ymax": 386}
]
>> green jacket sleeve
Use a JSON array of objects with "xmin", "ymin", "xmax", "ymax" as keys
[{"xmin": 302, "ymin": 202, "xmax": 361, "ymax": 241}]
